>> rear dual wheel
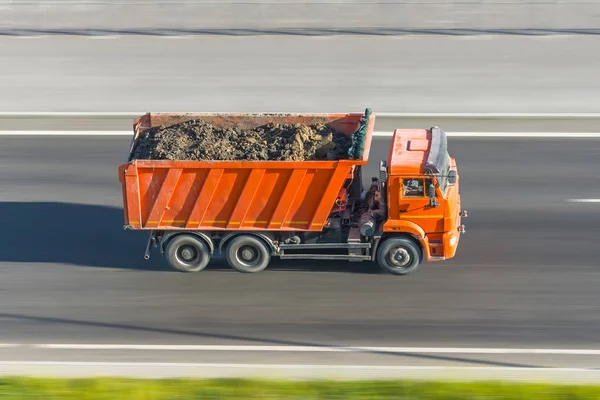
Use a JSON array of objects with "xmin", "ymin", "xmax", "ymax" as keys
[{"xmin": 165, "ymin": 234, "xmax": 211, "ymax": 273}]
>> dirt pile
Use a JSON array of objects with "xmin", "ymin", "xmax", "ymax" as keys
[{"xmin": 131, "ymin": 119, "xmax": 353, "ymax": 161}]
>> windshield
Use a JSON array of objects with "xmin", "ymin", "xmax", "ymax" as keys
[
  {"xmin": 424, "ymin": 127, "xmax": 450, "ymax": 197},
  {"xmin": 435, "ymin": 152, "xmax": 450, "ymax": 196}
]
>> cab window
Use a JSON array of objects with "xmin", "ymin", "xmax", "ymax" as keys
[
  {"xmin": 403, "ymin": 178, "xmax": 424, "ymax": 197},
  {"xmin": 403, "ymin": 178, "xmax": 434, "ymax": 198}
]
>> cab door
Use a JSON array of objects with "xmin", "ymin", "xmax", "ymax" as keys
[{"xmin": 397, "ymin": 177, "xmax": 444, "ymax": 233}]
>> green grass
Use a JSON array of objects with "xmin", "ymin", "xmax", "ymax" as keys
[{"xmin": 1, "ymin": 378, "xmax": 600, "ymax": 399}]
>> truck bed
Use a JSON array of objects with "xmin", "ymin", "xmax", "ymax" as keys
[{"xmin": 118, "ymin": 110, "xmax": 375, "ymax": 232}]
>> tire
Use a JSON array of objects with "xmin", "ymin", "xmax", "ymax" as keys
[
  {"xmin": 376, "ymin": 237, "xmax": 422, "ymax": 276},
  {"xmin": 164, "ymin": 234, "xmax": 211, "ymax": 273},
  {"xmin": 225, "ymin": 235, "xmax": 271, "ymax": 273}
]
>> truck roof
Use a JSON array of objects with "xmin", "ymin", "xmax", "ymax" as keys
[{"xmin": 387, "ymin": 127, "xmax": 448, "ymax": 176}]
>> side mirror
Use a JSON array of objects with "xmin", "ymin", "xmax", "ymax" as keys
[
  {"xmin": 427, "ymin": 183, "xmax": 439, "ymax": 208},
  {"xmin": 448, "ymin": 170, "xmax": 457, "ymax": 184}
]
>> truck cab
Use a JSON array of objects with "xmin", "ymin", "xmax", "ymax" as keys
[{"xmin": 375, "ymin": 126, "xmax": 466, "ymax": 275}]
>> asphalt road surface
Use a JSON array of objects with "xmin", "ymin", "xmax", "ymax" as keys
[
  {"xmin": 1, "ymin": 35, "xmax": 599, "ymax": 113},
  {"xmin": 5, "ymin": 0, "xmax": 598, "ymax": 32},
  {"xmin": 1, "ymin": 133, "xmax": 600, "ymax": 380}
]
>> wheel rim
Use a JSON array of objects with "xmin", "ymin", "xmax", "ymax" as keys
[
  {"xmin": 389, "ymin": 247, "xmax": 411, "ymax": 268},
  {"xmin": 176, "ymin": 244, "xmax": 200, "ymax": 265},
  {"xmin": 236, "ymin": 245, "xmax": 260, "ymax": 267}
]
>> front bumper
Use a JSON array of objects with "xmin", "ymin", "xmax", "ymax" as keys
[{"xmin": 441, "ymin": 208, "xmax": 467, "ymax": 260}]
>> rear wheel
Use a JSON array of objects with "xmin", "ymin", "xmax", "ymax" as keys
[
  {"xmin": 376, "ymin": 237, "xmax": 422, "ymax": 275},
  {"xmin": 225, "ymin": 235, "xmax": 271, "ymax": 273},
  {"xmin": 165, "ymin": 234, "xmax": 211, "ymax": 273}
]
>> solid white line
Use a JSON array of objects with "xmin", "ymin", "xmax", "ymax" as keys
[
  {"xmin": 373, "ymin": 132, "xmax": 600, "ymax": 138},
  {"xmin": 2, "ymin": 130, "xmax": 600, "ymax": 138},
  {"xmin": 13, "ymin": 36, "xmax": 48, "ymax": 40},
  {"xmin": 0, "ymin": 131, "xmax": 132, "ymax": 136},
  {"xmin": 436, "ymin": 132, "xmax": 600, "ymax": 138},
  {"xmin": 0, "ymin": 361, "xmax": 596, "ymax": 372},
  {"xmin": 87, "ymin": 36, "xmax": 122, "ymax": 40},
  {"xmin": 0, "ymin": 112, "xmax": 143, "ymax": 117},
  {"xmin": 1, "ymin": 112, "xmax": 600, "ymax": 118},
  {"xmin": 567, "ymin": 199, "xmax": 600, "ymax": 203},
  {"xmin": 377, "ymin": 112, "xmax": 600, "ymax": 118},
  {"xmin": 158, "ymin": 36, "xmax": 193, "ymax": 40},
  {"xmin": 28, "ymin": 344, "xmax": 600, "ymax": 355}
]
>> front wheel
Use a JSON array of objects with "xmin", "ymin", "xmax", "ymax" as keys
[
  {"xmin": 165, "ymin": 234, "xmax": 212, "ymax": 273},
  {"xmin": 225, "ymin": 235, "xmax": 271, "ymax": 273},
  {"xmin": 376, "ymin": 237, "xmax": 422, "ymax": 275}
]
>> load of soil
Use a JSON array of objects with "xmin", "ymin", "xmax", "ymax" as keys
[{"xmin": 131, "ymin": 119, "xmax": 353, "ymax": 161}]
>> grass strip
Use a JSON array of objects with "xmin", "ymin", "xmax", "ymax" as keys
[{"xmin": 1, "ymin": 377, "xmax": 600, "ymax": 399}]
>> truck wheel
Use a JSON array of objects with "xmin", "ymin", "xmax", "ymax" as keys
[
  {"xmin": 376, "ymin": 237, "xmax": 421, "ymax": 275},
  {"xmin": 225, "ymin": 235, "xmax": 271, "ymax": 273},
  {"xmin": 165, "ymin": 234, "xmax": 211, "ymax": 273}
]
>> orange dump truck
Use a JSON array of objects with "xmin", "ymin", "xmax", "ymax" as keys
[{"xmin": 119, "ymin": 109, "xmax": 466, "ymax": 275}]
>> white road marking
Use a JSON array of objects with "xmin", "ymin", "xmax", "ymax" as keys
[
  {"xmin": 13, "ymin": 36, "xmax": 47, "ymax": 40},
  {"xmin": 2, "ymin": 131, "xmax": 600, "ymax": 138},
  {"xmin": 15, "ymin": 344, "xmax": 600, "ymax": 355},
  {"xmin": 87, "ymin": 36, "xmax": 122, "ymax": 40},
  {"xmin": 567, "ymin": 199, "xmax": 600, "ymax": 203},
  {"xmin": 377, "ymin": 112, "xmax": 600, "ymax": 118},
  {"xmin": 374, "ymin": 132, "xmax": 600, "ymax": 138},
  {"xmin": 0, "ymin": 131, "xmax": 131, "ymax": 136},
  {"xmin": 1, "ymin": 112, "xmax": 600, "ymax": 118},
  {"xmin": 158, "ymin": 36, "xmax": 193, "ymax": 40},
  {"xmin": 0, "ymin": 361, "xmax": 596, "ymax": 372},
  {"xmin": 0, "ymin": 112, "xmax": 144, "ymax": 116},
  {"xmin": 2, "ymin": 361, "xmax": 599, "ymax": 382}
]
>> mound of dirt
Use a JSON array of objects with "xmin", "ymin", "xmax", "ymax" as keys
[{"xmin": 131, "ymin": 119, "xmax": 353, "ymax": 161}]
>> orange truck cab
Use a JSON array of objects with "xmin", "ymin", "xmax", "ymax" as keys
[
  {"xmin": 375, "ymin": 126, "xmax": 467, "ymax": 274},
  {"xmin": 119, "ymin": 109, "xmax": 466, "ymax": 276}
]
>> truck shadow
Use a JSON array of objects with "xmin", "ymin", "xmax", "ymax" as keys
[
  {"xmin": 208, "ymin": 257, "xmax": 380, "ymax": 274},
  {"xmin": 0, "ymin": 201, "xmax": 379, "ymax": 274},
  {"xmin": 0, "ymin": 201, "xmax": 165, "ymax": 270}
]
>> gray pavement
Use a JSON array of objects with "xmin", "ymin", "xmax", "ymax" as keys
[
  {"xmin": 1, "ymin": 134, "xmax": 600, "ymax": 379},
  {"xmin": 2, "ymin": 0, "xmax": 599, "ymax": 33},
  {"xmin": 1, "ymin": 35, "xmax": 600, "ymax": 114}
]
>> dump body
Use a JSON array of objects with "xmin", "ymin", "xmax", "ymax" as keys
[{"xmin": 119, "ymin": 112, "xmax": 375, "ymax": 232}]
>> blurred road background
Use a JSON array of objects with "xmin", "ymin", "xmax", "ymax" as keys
[
  {"xmin": 1, "ymin": 35, "xmax": 600, "ymax": 113},
  {"xmin": 1, "ymin": 0, "xmax": 599, "ymax": 33},
  {"xmin": 1, "ymin": 0, "xmax": 600, "ymax": 383}
]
